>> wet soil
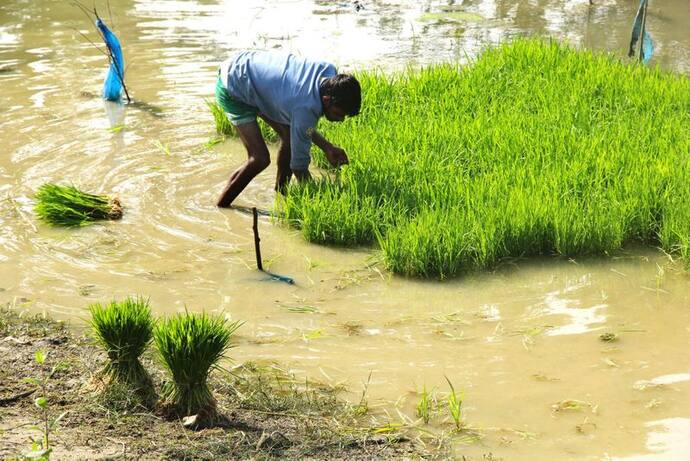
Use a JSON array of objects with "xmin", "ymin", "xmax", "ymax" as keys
[{"xmin": 0, "ymin": 306, "xmax": 449, "ymax": 460}]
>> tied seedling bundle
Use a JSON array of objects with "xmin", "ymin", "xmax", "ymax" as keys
[
  {"xmin": 90, "ymin": 296, "xmax": 156, "ymax": 407},
  {"xmin": 34, "ymin": 183, "xmax": 123, "ymax": 227},
  {"xmin": 154, "ymin": 312, "xmax": 242, "ymax": 427},
  {"xmin": 282, "ymin": 38, "xmax": 690, "ymax": 277}
]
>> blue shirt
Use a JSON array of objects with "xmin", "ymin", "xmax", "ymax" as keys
[{"xmin": 220, "ymin": 51, "xmax": 337, "ymax": 170}]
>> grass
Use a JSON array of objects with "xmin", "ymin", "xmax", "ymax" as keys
[
  {"xmin": 34, "ymin": 183, "xmax": 122, "ymax": 227},
  {"xmin": 207, "ymin": 100, "xmax": 280, "ymax": 143},
  {"xmin": 445, "ymin": 377, "xmax": 463, "ymax": 430},
  {"xmin": 89, "ymin": 297, "xmax": 155, "ymax": 406},
  {"xmin": 207, "ymin": 100, "xmax": 234, "ymax": 137},
  {"xmin": 154, "ymin": 311, "xmax": 242, "ymax": 425},
  {"xmin": 280, "ymin": 38, "xmax": 690, "ymax": 277},
  {"xmin": 416, "ymin": 385, "xmax": 434, "ymax": 424}
]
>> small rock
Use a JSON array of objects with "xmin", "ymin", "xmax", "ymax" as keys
[
  {"xmin": 2, "ymin": 336, "xmax": 32, "ymax": 345},
  {"xmin": 182, "ymin": 414, "xmax": 198, "ymax": 428}
]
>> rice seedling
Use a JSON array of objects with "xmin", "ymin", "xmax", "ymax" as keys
[
  {"xmin": 203, "ymin": 136, "xmax": 224, "ymax": 149},
  {"xmin": 34, "ymin": 183, "xmax": 122, "ymax": 227},
  {"xmin": 154, "ymin": 312, "xmax": 242, "ymax": 425},
  {"xmin": 89, "ymin": 296, "xmax": 155, "ymax": 405},
  {"xmin": 416, "ymin": 385, "xmax": 434, "ymax": 424},
  {"xmin": 445, "ymin": 377, "xmax": 463, "ymax": 430},
  {"xmin": 281, "ymin": 38, "xmax": 690, "ymax": 278},
  {"xmin": 207, "ymin": 100, "xmax": 234, "ymax": 137},
  {"xmin": 302, "ymin": 329, "xmax": 325, "ymax": 341},
  {"xmin": 207, "ymin": 100, "xmax": 279, "ymax": 142},
  {"xmin": 152, "ymin": 139, "xmax": 171, "ymax": 156}
]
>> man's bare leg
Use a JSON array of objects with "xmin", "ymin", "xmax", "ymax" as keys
[{"xmin": 217, "ymin": 121, "xmax": 270, "ymax": 208}]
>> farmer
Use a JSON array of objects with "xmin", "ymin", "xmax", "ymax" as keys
[{"xmin": 215, "ymin": 50, "xmax": 361, "ymax": 208}]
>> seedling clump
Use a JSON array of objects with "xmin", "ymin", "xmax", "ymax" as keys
[
  {"xmin": 282, "ymin": 39, "xmax": 690, "ymax": 277},
  {"xmin": 89, "ymin": 296, "xmax": 156, "ymax": 406},
  {"xmin": 34, "ymin": 183, "xmax": 122, "ymax": 227},
  {"xmin": 154, "ymin": 312, "xmax": 242, "ymax": 427}
]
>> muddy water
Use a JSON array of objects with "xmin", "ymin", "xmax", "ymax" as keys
[{"xmin": 2, "ymin": 0, "xmax": 690, "ymax": 459}]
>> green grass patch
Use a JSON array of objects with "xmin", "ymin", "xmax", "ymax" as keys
[
  {"xmin": 281, "ymin": 38, "xmax": 690, "ymax": 277},
  {"xmin": 154, "ymin": 312, "xmax": 242, "ymax": 425},
  {"xmin": 90, "ymin": 296, "xmax": 156, "ymax": 406},
  {"xmin": 34, "ymin": 183, "xmax": 123, "ymax": 227}
]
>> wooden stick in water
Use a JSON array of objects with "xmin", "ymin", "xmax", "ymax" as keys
[{"xmin": 252, "ymin": 207, "xmax": 263, "ymax": 271}]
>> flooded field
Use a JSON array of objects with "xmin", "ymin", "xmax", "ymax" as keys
[{"xmin": 1, "ymin": 1, "xmax": 690, "ymax": 459}]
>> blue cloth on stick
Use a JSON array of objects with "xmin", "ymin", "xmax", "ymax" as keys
[{"xmin": 97, "ymin": 19, "xmax": 125, "ymax": 101}]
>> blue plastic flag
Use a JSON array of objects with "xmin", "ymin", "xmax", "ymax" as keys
[
  {"xmin": 629, "ymin": 0, "xmax": 654, "ymax": 64},
  {"xmin": 96, "ymin": 18, "xmax": 125, "ymax": 101}
]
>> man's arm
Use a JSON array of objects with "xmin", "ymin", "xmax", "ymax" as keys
[{"xmin": 307, "ymin": 128, "xmax": 349, "ymax": 167}]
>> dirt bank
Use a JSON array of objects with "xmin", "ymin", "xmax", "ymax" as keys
[{"xmin": 0, "ymin": 306, "xmax": 448, "ymax": 460}]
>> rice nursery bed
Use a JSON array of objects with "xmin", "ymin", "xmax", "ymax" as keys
[{"xmin": 281, "ymin": 39, "xmax": 690, "ymax": 277}]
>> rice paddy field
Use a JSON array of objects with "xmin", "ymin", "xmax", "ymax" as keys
[
  {"xmin": 2, "ymin": 0, "xmax": 690, "ymax": 459},
  {"xmin": 283, "ymin": 38, "xmax": 690, "ymax": 277}
]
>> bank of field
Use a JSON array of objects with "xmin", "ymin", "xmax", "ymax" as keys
[{"xmin": 281, "ymin": 39, "xmax": 690, "ymax": 277}]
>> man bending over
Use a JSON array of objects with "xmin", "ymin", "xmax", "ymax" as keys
[{"xmin": 215, "ymin": 51, "xmax": 361, "ymax": 207}]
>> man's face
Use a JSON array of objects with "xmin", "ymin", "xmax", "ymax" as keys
[{"xmin": 322, "ymin": 96, "xmax": 347, "ymax": 122}]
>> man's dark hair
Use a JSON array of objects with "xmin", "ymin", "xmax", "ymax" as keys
[{"xmin": 320, "ymin": 74, "xmax": 361, "ymax": 116}]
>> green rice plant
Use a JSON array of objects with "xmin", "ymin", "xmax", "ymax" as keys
[
  {"xmin": 207, "ymin": 100, "xmax": 234, "ymax": 137},
  {"xmin": 207, "ymin": 100, "xmax": 279, "ymax": 143},
  {"xmin": 445, "ymin": 377, "xmax": 463, "ymax": 430},
  {"xmin": 154, "ymin": 312, "xmax": 242, "ymax": 424},
  {"xmin": 34, "ymin": 183, "xmax": 122, "ymax": 227},
  {"xmin": 203, "ymin": 136, "xmax": 224, "ymax": 149},
  {"xmin": 416, "ymin": 385, "xmax": 434, "ymax": 424},
  {"xmin": 281, "ymin": 38, "xmax": 690, "ymax": 277},
  {"xmin": 152, "ymin": 139, "xmax": 171, "ymax": 155},
  {"xmin": 89, "ymin": 297, "xmax": 155, "ymax": 405}
]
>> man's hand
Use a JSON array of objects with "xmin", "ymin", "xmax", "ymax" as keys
[{"xmin": 324, "ymin": 145, "xmax": 349, "ymax": 168}]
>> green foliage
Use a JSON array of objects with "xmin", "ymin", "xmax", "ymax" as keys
[
  {"xmin": 281, "ymin": 39, "xmax": 690, "ymax": 277},
  {"xmin": 207, "ymin": 100, "xmax": 234, "ymax": 137},
  {"xmin": 445, "ymin": 377, "xmax": 463, "ymax": 430},
  {"xmin": 154, "ymin": 312, "xmax": 242, "ymax": 421},
  {"xmin": 207, "ymin": 100, "xmax": 280, "ymax": 143},
  {"xmin": 23, "ymin": 350, "xmax": 68, "ymax": 460},
  {"xmin": 34, "ymin": 183, "xmax": 122, "ymax": 227},
  {"xmin": 416, "ymin": 385, "xmax": 434, "ymax": 424},
  {"xmin": 89, "ymin": 297, "xmax": 155, "ymax": 404}
]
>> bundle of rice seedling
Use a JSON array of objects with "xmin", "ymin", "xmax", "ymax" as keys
[
  {"xmin": 154, "ymin": 312, "xmax": 242, "ymax": 426},
  {"xmin": 34, "ymin": 183, "xmax": 122, "ymax": 227},
  {"xmin": 90, "ymin": 296, "xmax": 156, "ymax": 405}
]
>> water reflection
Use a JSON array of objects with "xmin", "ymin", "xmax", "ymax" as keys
[
  {"xmin": 529, "ymin": 274, "xmax": 608, "ymax": 335},
  {"xmin": 614, "ymin": 418, "xmax": 690, "ymax": 460}
]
